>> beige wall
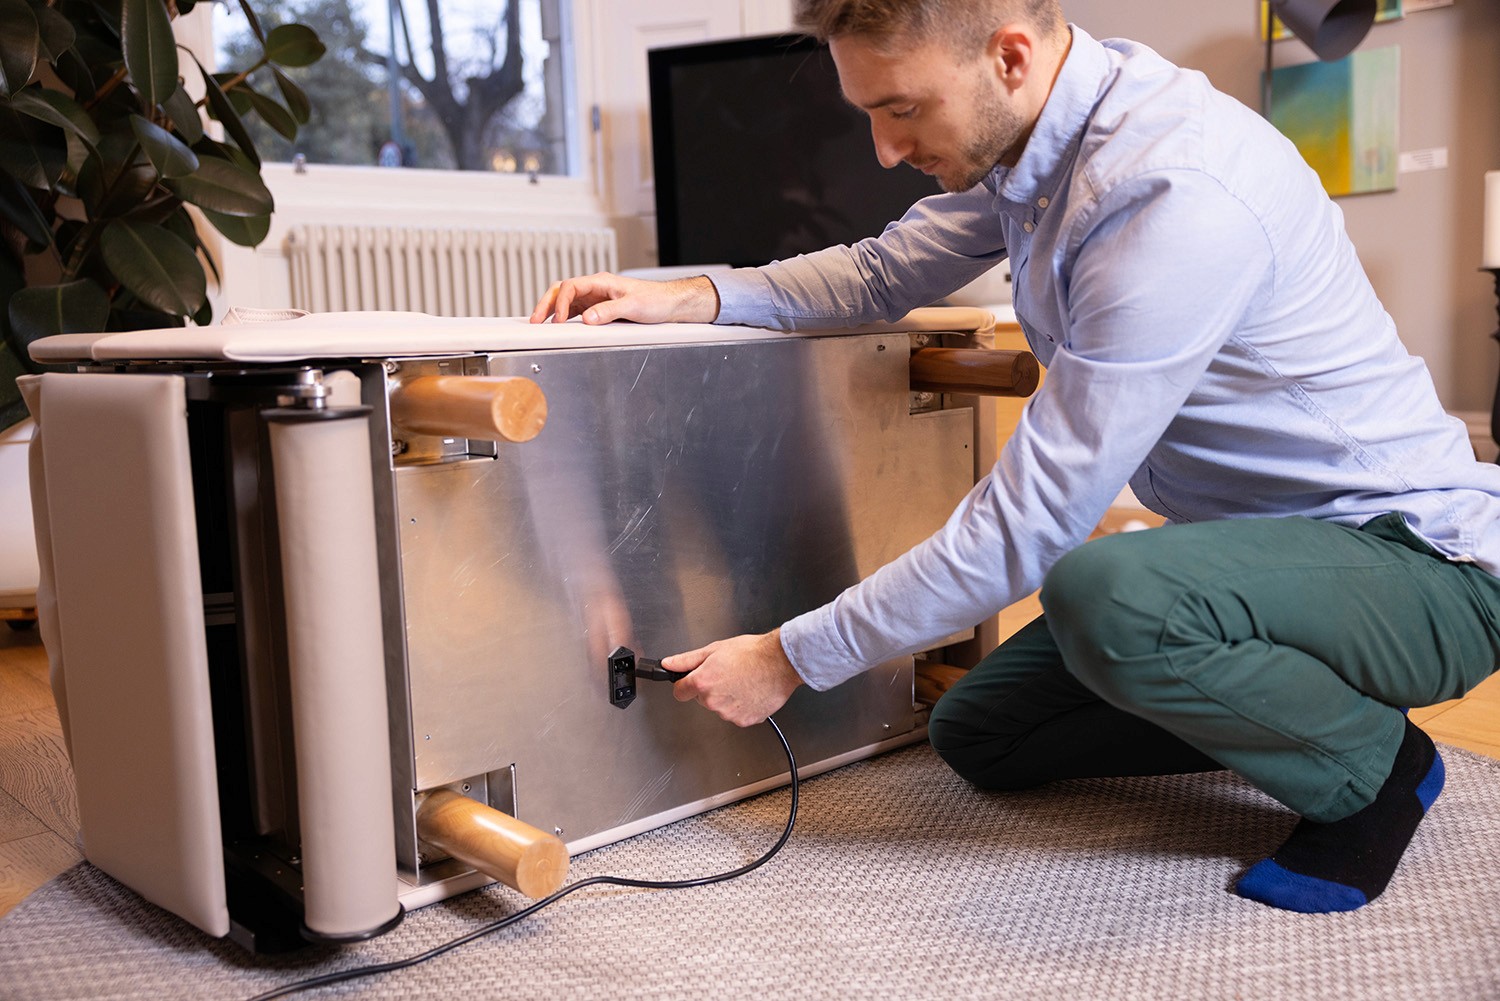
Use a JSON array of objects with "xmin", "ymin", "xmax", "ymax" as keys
[{"xmin": 1062, "ymin": 1, "xmax": 1500, "ymax": 413}]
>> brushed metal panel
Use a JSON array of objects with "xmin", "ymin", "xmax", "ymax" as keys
[{"xmin": 396, "ymin": 333, "xmax": 970, "ymax": 845}]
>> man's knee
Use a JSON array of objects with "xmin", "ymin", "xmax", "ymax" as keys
[
  {"xmin": 1039, "ymin": 534, "xmax": 1177, "ymax": 704},
  {"xmin": 1041, "ymin": 534, "xmax": 1135, "ymax": 632},
  {"xmin": 928, "ymin": 693, "xmax": 1041, "ymax": 790}
]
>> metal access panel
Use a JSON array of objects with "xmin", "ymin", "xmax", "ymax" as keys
[{"xmin": 395, "ymin": 332, "xmax": 972, "ymax": 848}]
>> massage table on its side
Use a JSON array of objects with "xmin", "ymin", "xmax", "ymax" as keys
[{"xmin": 21, "ymin": 307, "xmax": 1036, "ymax": 951}]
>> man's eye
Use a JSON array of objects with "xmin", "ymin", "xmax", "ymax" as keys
[{"xmin": 890, "ymin": 106, "xmax": 917, "ymax": 120}]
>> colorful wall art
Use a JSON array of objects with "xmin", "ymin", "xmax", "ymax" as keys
[{"xmin": 1269, "ymin": 45, "xmax": 1400, "ymax": 197}]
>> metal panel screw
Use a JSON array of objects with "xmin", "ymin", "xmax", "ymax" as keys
[
  {"xmin": 531, "ymin": 363, "xmax": 541, "ymax": 373},
  {"xmin": 391, "ymin": 439, "xmax": 408, "ymax": 456},
  {"xmin": 383, "ymin": 360, "xmax": 399, "ymax": 374},
  {"xmin": 554, "ymin": 827, "xmax": 564, "ymax": 837}
]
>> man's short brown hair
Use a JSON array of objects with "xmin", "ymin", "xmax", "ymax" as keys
[{"xmin": 793, "ymin": 0, "xmax": 1065, "ymax": 54}]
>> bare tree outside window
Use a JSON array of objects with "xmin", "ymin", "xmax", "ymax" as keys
[{"xmin": 214, "ymin": 0, "xmax": 570, "ymax": 174}]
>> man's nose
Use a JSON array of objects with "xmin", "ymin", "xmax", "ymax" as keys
[{"xmin": 869, "ymin": 119, "xmax": 910, "ymax": 169}]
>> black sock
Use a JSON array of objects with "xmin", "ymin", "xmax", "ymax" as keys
[{"xmin": 1234, "ymin": 719, "xmax": 1443, "ymax": 913}]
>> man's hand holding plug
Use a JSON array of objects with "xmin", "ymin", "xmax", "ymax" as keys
[{"xmin": 663, "ymin": 629, "xmax": 803, "ymax": 727}]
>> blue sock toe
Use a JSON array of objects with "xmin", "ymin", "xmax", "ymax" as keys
[
  {"xmin": 1233, "ymin": 721, "xmax": 1439, "ymax": 914},
  {"xmin": 1416, "ymin": 748, "xmax": 1444, "ymax": 811},
  {"xmin": 1235, "ymin": 858, "xmax": 1368, "ymax": 913}
]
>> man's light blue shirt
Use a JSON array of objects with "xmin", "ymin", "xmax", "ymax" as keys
[{"xmin": 708, "ymin": 27, "xmax": 1500, "ymax": 692}]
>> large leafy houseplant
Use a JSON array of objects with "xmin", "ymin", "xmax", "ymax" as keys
[{"xmin": 0, "ymin": 0, "xmax": 325, "ymax": 428}]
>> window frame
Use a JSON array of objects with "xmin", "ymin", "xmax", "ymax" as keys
[{"xmin": 197, "ymin": 0, "xmax": 608, "ymax": 223}]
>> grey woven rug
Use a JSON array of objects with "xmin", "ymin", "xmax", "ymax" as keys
[{"xmin": 2, "ymin": 741, "xmax": 1497, "ymax": 1001}]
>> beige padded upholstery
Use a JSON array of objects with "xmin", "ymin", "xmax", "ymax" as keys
[
  {"xmin": 27, "ymin": 307, "xmax": 997, "ymax": 364},
  {"xmin": 34, "ymin": 373, "xmax": 229, "ymax": 938}
]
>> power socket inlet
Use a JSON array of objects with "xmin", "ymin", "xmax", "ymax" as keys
[{"xmin": 607, "ymin": 646, "xmax": 636, "ymax": 709}]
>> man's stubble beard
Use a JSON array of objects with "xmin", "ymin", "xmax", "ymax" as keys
[{"xmin": 939, "ymin": 81, "xmax": 1026, "ymax": 193}]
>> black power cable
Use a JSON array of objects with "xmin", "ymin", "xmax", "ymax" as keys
[{"xmin": 246, "ymin": 716, "xmax": 798, "ymax": 1001}]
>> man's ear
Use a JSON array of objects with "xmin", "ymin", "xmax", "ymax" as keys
[{"xmin": 987, "ymin": 25, "xmax": 1035, "ymax": 90}]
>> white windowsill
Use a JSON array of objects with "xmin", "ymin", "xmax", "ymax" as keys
[{"xmin": 257, "ymin": 162, "xmax": 609, "ymax": 225}]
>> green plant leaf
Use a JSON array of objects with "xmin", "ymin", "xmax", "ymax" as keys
[
  {"xmin": 214, "ymin": 71, "xmax": 253, "ymax": 116},
  {"xmin": 161, "ymin": 83, "xmax": 203, "ymax": 145},
  {"xmin": 0, "ymin": 104, "xmax": 65, "ymax": 187},
  {"xmin": 123, "ymin": 189, "xmax": 181, "ymax": 225},
  {"xmin": 246, "ymin": 88, "xmax": 297, "ymax": 140},
  {"xmin": 269, "ymin": 66, "xmax": 309, "ymax": 125},
  {"xmin": 112, "ymin": 303, "xmax": 184, "ymax": 330},
  {"xmin": 83, "ymin": 0, "xmax": 121, "ymax": 42},
  {"xmin": 0, "ymin": 239, "xmax": 24, "ymax": 329},
  {"xmin": 0, "ymin": 172, "xmax": 50, "ymax": 249},
  {"xmin": 10, "ymin": 87, "xmax": 100, "ymax": 174},
  {"xmin": 164, "ymin": 153, "xmax": 272, "ymax": 216},
  {"xmin": 52, "ymin": 47, "xmax": 95, "ymax": 103},
  {"xmin": 120, "ymin": 0, "xmax": 176, "ymax": 109},
  {"xmin": 163, "ymin": 206, "xmax": 219, "ymax": 282},
  {"xmin": 0, "ymin": 355, "xmax": 28, "ymax": 428},
  {"xmin": 99, "ymin": 219, "xmax": 205, "ymax": 315},
  {"xmin": 264, "ymin": 23, "xmax": 324, "ymax": 68},
  {"xmin": 11, "ymin": 87, "xmax": 101, "ymax": 145},
  {"xmin": 33, "ymin": 5, "xmax": 75, "ymax": 64},
  {"xmin": 8, "ymin": 279, "xmax": 110, "ymax": 346},
  {"xmin": 235, "ymin": 0, "xmax": 265, "ymax": 44},
  {"xmin": 201, "ymin": 206, "xmax": 269, "ymax": 247},
  {"xmin": 195, "ymin": 59, "xmax": 259, "ymax": 166},
  {"xmin": 0, "ymin": 0, "xmax": 39, "ymax": 98},
  {"xmin": 0, "ymin": 244, "xmax": 32, "ymax": 431},
  {"xmin": 74, "ymin": 127, "xmax": 158, "ymax": 217},
  {"xmin": 192, "ymin": 136, "xmax": 255, "ymax": 173},
  {"xmin": 0, "ymin": 344, "xmax": 29, "ymax": 428},
  {"xmin": 129, "ymin": 113, "xmax": 197, "ymax": 177}
]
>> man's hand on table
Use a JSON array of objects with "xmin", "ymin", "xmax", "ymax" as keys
[
  {"xmin": 663, "ymin": 629, "xmax": 803, "ymax": 727},
  {"xmin": 528, "ymin": 273, "xmax": 720, "ymax": 326}
]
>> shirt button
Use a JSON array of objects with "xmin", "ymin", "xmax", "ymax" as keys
[
  {"xmin": 1023, "ymin": 221, "xmax": 1035, "ymax": 233},
  {"xmin": 1038, "ymin": 197, "xmax": 1050, "ymax": 208}
]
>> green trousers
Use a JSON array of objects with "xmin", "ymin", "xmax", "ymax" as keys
[{"xmin": 928, "ymin": 514, "xmax": 1500, "ymax": 822}]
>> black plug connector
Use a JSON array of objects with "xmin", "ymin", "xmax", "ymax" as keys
[
  {"xmin": 634, "ymin": 657, "xmax": 690, "ymax": 683},
  {"xmin": 607, "ymin": 646, "xmax": 690, "ymax": 709}
]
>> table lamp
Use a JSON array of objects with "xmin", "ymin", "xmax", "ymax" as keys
[{"xmin": 1262, "ymin": 0, "xmax": 1378, "ymax": 115}]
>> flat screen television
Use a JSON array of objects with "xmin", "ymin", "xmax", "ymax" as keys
[{"xmin": 647, "ymin": 34, "xmax": 942, "ymax": 269}]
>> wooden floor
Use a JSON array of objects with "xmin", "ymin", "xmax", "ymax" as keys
[
  {"xmin": 0, "ymin": 624, "xmax": 81, "ymax": 921},
  {"xmin": 5, "ymin": 578, "xmax": 1500, "ymax": 920}
]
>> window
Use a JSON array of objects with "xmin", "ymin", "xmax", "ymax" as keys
[{"xmin": 212, "ymin": 0, "xmax": 575, "ymax": 176}]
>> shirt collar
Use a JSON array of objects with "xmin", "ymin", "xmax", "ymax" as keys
[{"xmin": 982, "ymin": 25, "xmax": 1110, "ymax": 203}]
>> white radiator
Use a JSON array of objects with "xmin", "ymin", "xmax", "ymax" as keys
[{"xmin": 285, "ymin": 224, "xmax": 618, "ymax": 317}]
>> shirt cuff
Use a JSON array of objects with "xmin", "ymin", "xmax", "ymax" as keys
[
  {"xmin": 780, "ymin": 603, "xmax": 864, "ymax": 692},
  {"xmin": 707, "ymin": 269, "xmax": 775, "ymax": 327}
]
